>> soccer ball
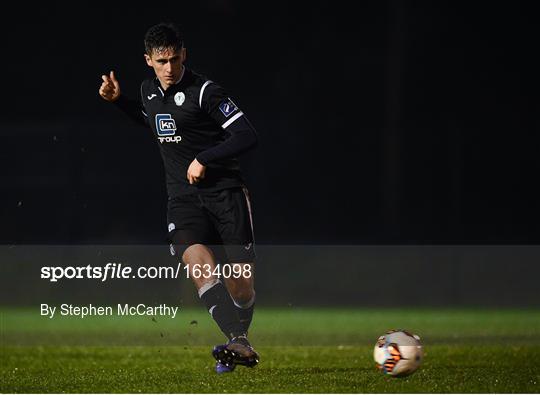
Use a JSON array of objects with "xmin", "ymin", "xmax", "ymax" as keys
[{"xmin": 373, "ymin": 329, "xmax": 423, "ymax": 377}]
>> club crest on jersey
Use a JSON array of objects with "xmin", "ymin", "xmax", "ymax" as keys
[
  {"xmin": 219, "ymin": 98, "xmax": 238, "ymax": 117},
  {"xmin": 174, "ymin": 92, "xmax": 185, "ymax": 106},
  {"xmin": 155, "ymin": 114, "xmax": 181, "ymax": 143}
]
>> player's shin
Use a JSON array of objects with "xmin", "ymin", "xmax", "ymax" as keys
[
  {"xmin": 225, "ymin": 272, "xmax": 255, "ymax": 334},
  {"xmin": 234, "ymin": 294, "xmax": 255, "ymax": 334},
  {"xmin": 183, "ymin": 244, "xmax": 245, "ymax": 340},
  {"xmin": 198, "ymin": 279, "xmax": 245, "ymax": 339}
]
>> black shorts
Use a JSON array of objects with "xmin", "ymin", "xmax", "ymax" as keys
[{"xmin": 167, "ymin": 187, "xmax": 256, "ymax": 263}]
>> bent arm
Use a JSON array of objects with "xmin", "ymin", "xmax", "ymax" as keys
[{"xmin": 196, "ymin": 116, "xmax": 258, "ymax": 165}]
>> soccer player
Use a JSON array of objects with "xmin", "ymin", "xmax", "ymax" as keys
[{"xmin": 98, "ymin": 23, "xmax": 259, "ymax": 373}]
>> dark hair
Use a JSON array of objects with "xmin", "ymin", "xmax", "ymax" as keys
[{"xmin": 144, "ymin": 23, "xmax": 184, "ymax": 55}]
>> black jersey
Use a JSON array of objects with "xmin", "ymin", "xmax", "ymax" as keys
[{"xmin": 116, "ymin": 67, "xmax": 257, "ymax": 198}]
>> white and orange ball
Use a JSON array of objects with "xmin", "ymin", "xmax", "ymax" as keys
[{"xmin": 373, "ymin": 329, "xmax": 424, "ymax": 377}]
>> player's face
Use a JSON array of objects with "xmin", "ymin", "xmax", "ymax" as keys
[{"xmin": 145, "ymin": 47, "xmax": 186, "ymax": 89}]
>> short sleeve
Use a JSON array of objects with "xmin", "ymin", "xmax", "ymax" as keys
[{"xmin": 200, "ymin": 82, "xmax": 244, "ymax": 129}]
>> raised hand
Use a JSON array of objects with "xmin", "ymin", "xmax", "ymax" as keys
[{"xmin": 98, "ymin": 71, "xmax": 121, "ymax": 102}]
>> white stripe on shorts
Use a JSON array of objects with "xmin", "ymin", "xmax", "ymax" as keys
[{"xmin": 242, "ymin": 187, "xmax": 255, "ymax": 241}]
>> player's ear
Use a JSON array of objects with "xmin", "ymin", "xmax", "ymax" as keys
[
  {"xmin": 144, "ymin": 53, "xmax": 153, "ymax": 67},
  {"xmin": 181, "ymin": 47, "xmax": 187, "ymax": 62}
]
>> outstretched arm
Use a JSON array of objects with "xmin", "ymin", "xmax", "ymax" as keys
[{"xmin": 98, "ymin": 70, "xmax": 148, "ymax": 127}]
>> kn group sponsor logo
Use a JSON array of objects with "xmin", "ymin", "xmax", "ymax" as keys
[
  {"xmin": 155, "ymin": 114, "xmax": 181, "ymax": 143},
  {"xmin": 156, "ymin": 114, "xmax": 177, "ymax": 135}
]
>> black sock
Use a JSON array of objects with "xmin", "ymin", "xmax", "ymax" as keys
[
  {"xmin": 199, "ymin": 281, "xmax": 244, "ymax": 340},
  {"xmin": 236, "ymin": 302, "xmax": 255, "ymax": 334}
]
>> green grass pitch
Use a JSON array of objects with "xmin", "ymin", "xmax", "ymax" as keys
[{"xmin": 1, "ymin": 308, "xmax": 539, "ymax": 393}]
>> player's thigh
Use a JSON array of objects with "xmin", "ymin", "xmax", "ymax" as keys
[
  {"xmin": 167, "ymin": 195, "xmax": 215, "ymax": 258},
  {"xmin": 207, "ymin": 187, "xmax": 256, "ymax": 263}
]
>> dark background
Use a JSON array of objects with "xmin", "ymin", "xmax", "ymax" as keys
[{"xmin": 1, "ymin": 1, "xmax": 539, "ymax": 245}]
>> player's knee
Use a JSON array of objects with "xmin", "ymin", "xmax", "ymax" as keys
[
  {"xmin": 229, "ymin": 287, "xmax": 255, "ymax": 306},
  {"xmin": 182, "ymin": 243, "xmax": 213, "ymax": 265}
]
